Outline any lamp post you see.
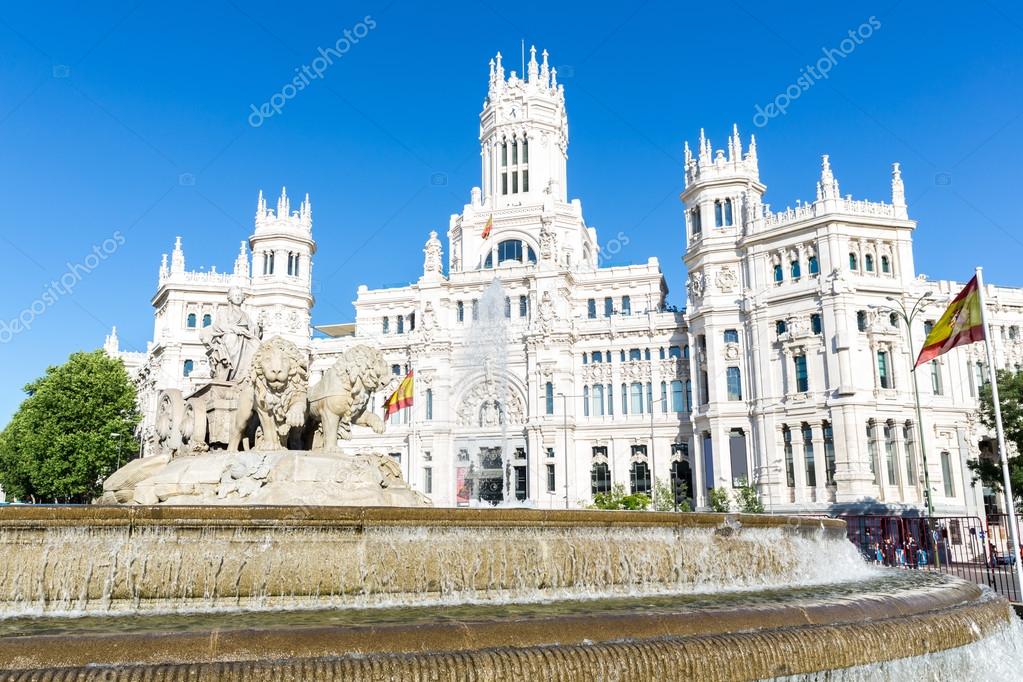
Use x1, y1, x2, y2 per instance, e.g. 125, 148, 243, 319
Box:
109, 432, 123, 471
557, 393, 570, 509
880, 293, 935, 516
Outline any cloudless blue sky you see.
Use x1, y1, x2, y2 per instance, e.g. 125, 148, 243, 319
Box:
1, 1, 1021, 423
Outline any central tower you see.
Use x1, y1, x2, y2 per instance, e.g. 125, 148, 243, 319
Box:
479, 46, 568, 209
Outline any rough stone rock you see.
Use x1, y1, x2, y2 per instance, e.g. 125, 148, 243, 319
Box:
96, 450, 430, 507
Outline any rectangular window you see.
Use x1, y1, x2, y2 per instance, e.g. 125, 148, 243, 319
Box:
425, 388, 433, 420
931, 362, 942, 395
501, 142, 507, 166
878, 351, 891, 389
519, 295, 528, 317
699, 371, 709, 406
583, 387, 590, 417
512, 172, 518, 194
501, 173, 508, 195
630, 382, 644, 414
546, 463, 556, 493
522, 138, 528, 162
660, 382, 668, 413
472, 300, 479, 321
811, 313, 822, 334
726, 367, 742, 401
940, 451, 955, 497
621, 383, 628, 414
587, 299, 596, 319
903, 423, 917, 485
545, 382, 554, 415
671, 380, 684, 412
685, 380, 692, 413
604, 297, 614, 317
382, 316, 389, 334
522, 170, 529, 192
456, 301, 464, 323
794, 355, 809, 393
867, 422, 880, 485
607, 384, 613, 416
646, 382, 653, 414
422, 467, 432, 494
802, 424, 816, 487
823, 421, 836, 485
629, 348, 642, 361
884, 422, 897, 485
515, 466, 527, 501
723, 329, 739, 343
783, 427, 794, 487
512, 140, 518, 164
622, 295, 631, 316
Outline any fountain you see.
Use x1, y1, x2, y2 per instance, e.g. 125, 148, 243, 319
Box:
1, 289, 1020, 679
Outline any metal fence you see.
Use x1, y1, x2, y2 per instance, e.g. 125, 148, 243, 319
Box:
842, 514, 1021, 603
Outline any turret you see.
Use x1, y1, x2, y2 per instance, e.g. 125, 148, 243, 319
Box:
891, 162, 907, 219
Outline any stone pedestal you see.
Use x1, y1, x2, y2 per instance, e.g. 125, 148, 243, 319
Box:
96, 451, 430, 507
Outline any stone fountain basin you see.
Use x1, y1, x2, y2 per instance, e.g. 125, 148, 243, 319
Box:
0, 573, 1013, 679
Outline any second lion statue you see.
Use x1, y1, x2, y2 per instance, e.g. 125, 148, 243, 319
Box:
307, 344, 390, 451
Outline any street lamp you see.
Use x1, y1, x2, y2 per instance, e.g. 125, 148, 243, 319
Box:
879, 292, 935, 517
109, 432, 123, 471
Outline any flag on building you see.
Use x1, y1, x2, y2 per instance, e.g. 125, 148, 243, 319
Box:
383, 370, 414, 417
482, 214, 493, 239
915, 275, 985, 366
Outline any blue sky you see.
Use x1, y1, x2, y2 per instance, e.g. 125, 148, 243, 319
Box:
1, 1, 1021, 423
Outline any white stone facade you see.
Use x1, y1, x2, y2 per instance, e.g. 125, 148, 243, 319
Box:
108, 47, 1022, 516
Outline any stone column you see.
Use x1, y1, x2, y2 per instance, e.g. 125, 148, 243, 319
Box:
811, 421, 827, 495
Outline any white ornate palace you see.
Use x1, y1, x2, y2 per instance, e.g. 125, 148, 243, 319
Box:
108, 47, 1023, 516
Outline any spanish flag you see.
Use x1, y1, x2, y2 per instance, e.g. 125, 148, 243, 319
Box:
915, 276, 985, 367
482, 214, 493, 240
384, 370, 414, 417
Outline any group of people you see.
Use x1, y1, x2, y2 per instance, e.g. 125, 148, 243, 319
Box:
862, 530, 932, 568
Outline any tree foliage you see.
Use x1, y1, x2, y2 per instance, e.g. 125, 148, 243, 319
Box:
967, 369, 1023, 513
0, 350, 140, 503
735, 477, 765, 514
590, 483, 651, 511
652, 477, 692, 512
708, 487, 731, 513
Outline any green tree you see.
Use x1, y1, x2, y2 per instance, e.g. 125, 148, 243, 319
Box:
709, 486, 731, 513
735, 477, 765, 513
652, 477, 692, 512
590, 483, 651, 511
0, 350, 140, 503
967, 368, 1023, 513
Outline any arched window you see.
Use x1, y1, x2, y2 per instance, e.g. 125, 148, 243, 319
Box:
790, 259, 801, 279
857, 310, 868, 332
811, 313, 822, 334
723, 198, 733, 226
630, 460, 651, 495
186, 313, 197, 328
671, 459, 693, 505
591, 461, 611, 496
484, 252, 493, 269
382, 316, 389, 334
671, 379, 684, 412
621, 295, 631, 316
545, 382, 554, 415
202, 313, 212, 327
849, 253, 858, 270
397, 316, 404, 334
714, 200, 723, 227
456, 301, 464, 323
527, 246, 537, 264
592, 351, 603, 363
865, 254, 875, 272
881, 255, 891, 274
783, 426, 795, 487
183, 359, 194, 377
773, 263, 783, 283
775, 320, 787, 336
498, 239, 523, 264
690, 207, 702, 234
808, 254, 819, 276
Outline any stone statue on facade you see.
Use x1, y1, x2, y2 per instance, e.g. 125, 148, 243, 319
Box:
423, 231, 443, 277
202, 287, 259, 382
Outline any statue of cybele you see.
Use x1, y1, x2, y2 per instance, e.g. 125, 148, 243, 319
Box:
202, 286, 259, 382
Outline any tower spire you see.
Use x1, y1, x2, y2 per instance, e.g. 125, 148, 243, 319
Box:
527, 44, 539, 82
540, 48, 550, 87
171, 236, 185, 274
891, 162, 907, 218
495, 51, 504, 82
817, 154, 840, 201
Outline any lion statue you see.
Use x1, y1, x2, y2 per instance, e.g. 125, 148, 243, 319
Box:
250, 336, 309, 450
307, 345, 390, 451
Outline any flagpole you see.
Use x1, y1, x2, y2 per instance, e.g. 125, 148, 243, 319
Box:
976, 266, 1023, 595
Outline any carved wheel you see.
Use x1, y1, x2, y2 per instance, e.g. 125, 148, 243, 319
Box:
155, 389, 185, 452
180, 397, 208, 451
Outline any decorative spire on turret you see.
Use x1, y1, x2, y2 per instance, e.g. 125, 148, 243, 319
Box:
495, 51, 505, 82
256, 189, 267, 219
728, 123, 742, 161
891, 162, 907, 218
539, 49, 550, 87
527, 44, 539, 83
683, 140, 692, 165
300, 192, 312, 224
103, 326, 119, 355
489, 57, 496, 87
233, 240, 249, 278
698, 128, 711, 165
747, 134, 758, 166
171, 236, 185, 274
276, 186, 290, 219
159, 253, 169, 281
816, 154, 840, 201
550, 66, 558, 89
